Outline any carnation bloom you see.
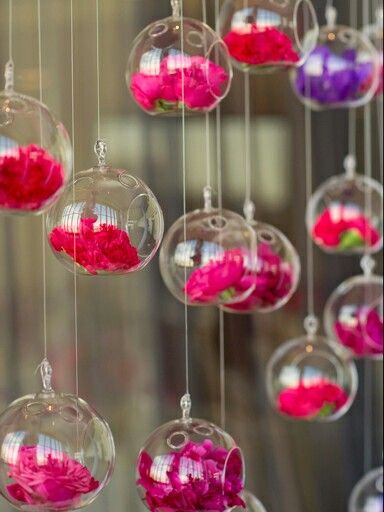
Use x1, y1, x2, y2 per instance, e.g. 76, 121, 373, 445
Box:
277, 379, 349, 419
130, 55, 228, 113
312, 203, 380, 251
334, 307, 383, 357
184, 248, 245, 303
137, 440, 245, 512
6, 445, 99, 507
0, 144, 64, 211
223, 25, 299, 67
49, 217, 140, 274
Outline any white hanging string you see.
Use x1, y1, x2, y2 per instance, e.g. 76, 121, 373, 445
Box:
8, 0, 13, 64
348, 0, 358, 158
202, 0, 212, 194
96, 0, 101, 140
243, 73, 253, 219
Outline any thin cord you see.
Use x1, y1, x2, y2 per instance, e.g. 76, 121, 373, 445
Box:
216, 104, 222, 211
244, 73, 252, 210
304, 107, 315, 318
348, 0, 358, 157
96, 0, 101, 140
8, 0, 13, 63
202, 0, 211, 190
378, 95, 383, 184
219, 310, 226, 429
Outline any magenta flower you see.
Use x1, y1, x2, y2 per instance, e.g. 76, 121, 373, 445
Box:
277, 379, 349, 419
6, 445, 99, 507
137, 440, 245, 512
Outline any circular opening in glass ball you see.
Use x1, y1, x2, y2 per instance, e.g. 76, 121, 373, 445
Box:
136, 418, 245, 512
222, 221, 301, 314
46, 166, 164, 276
219, 0, 318, 74
306, 173, 383, 255
232, 490, 267, 512
0, 392, 115, 511
291, 24, 380, 110
266, 335, 358, 422
159, 208, 257, 306
126, 17, 232, 116
324, 274, 383, 360
349, 467, 383, 512
0, 91, 72, 216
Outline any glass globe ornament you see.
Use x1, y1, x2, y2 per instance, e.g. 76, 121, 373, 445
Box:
126, 0, 232, 116
306, 156, 383, 255
266, 317, 358, 422
324, 259, 383, 360
233, 491, 267, 512
222, 219, 301, 314
46, 140, 164, 276
349, 467, 383, 512
0, 359, 115, 511
0, 61, 72, 215
219, 0, 319, 74
292, 6, 380, 110
136, 394, 245, 512
159, 189, 257, 306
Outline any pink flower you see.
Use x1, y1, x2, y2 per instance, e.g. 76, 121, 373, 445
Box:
49, 217, 140, 274
277, 379, 349, 419
6, 445, 99, 506
0, 144, 64, 211
224, 25, 299, 67
312, 203, 380, 250
185, 249, 245, 303
334, 307, 383, 357
137, 440, 245, 512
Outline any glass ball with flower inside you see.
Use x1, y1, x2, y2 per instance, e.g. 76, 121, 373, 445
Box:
266, 319, 358, 422
324, 264, 383, 360
136, 394, 246, 512
126, 0, 232, 116
0, 359, 115, 511
0, 62, 72, 215
222, 219, 301, 314
232, 491, 267, 512
292, 6, 380, 110
159, 195, 257, 306
306, 156, 383, 255
46, 140, 163, 275
349, 467, 383, 512
219, 0, 319, 74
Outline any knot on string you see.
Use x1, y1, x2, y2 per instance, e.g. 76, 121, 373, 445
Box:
360, 254, 376, 276
180, 393, 192, 421
4, 60, 14, 92
344, 154, 356, 178
304, 315, 319, 338
243, 199, 255, 223
325, 5, 338, 29
94, 139, 107, 166
203, 186, 213, 212
171, 0, 181, 18
36, 358, 54, 393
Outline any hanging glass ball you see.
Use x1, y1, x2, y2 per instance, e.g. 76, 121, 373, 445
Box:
126, 7, 232, 116
0, 364, 115, 511
349, 467, 383, 512
159, 207, 257, 306
46, 141, 163, 275
266, 333, 358, 422
219, 0, 319, 74
233, 491, 267, 512
222, 221, 300, 314
0, 89, 72, 215
136, 417, 245, 511
306, 170, 383, 255
292, 10, 380, 110
324, 273, 383, 360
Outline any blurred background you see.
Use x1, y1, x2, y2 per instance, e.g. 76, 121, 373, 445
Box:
0, 1, 383, 511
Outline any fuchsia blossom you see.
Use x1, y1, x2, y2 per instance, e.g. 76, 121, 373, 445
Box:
130, 55, 228, 113
277, 379, 349, 419
0, 144, 64, 211
334, 307, 383, 357
6, 445, 99, 506
137, 439, 245, 512
312, 203, 380, 251
49, 217, 140, 274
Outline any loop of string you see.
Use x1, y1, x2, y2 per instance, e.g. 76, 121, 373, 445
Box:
96, 0, 101, 140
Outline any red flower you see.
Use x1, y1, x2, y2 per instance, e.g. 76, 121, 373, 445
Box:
277, 379, 349, 419
0, 144, 64, 211
224, 25, 299, 67
6, 445, 99, 507
49, 217, 140, 274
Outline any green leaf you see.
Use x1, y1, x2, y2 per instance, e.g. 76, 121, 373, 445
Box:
339, 229, 365, 250
155, 99, 178, 112
220, 287, 236, 301
317, 402, 336, 418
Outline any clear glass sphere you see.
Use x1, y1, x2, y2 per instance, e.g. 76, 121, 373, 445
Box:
324, 274, 383, 360
222, 221, 300, 314
219, 0, 319, 74
292, 22, 380, 110
0, 392, 115, 511
136, 417, 245, 512
0, 90, 72, 215
159, 208, 257, 306
126, 15, 232, 115
266, 334, 358, 422
233, 491, 267, 512
46, 163, 164, 275
306, 173, 383, 255
349, 467, 383, 512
